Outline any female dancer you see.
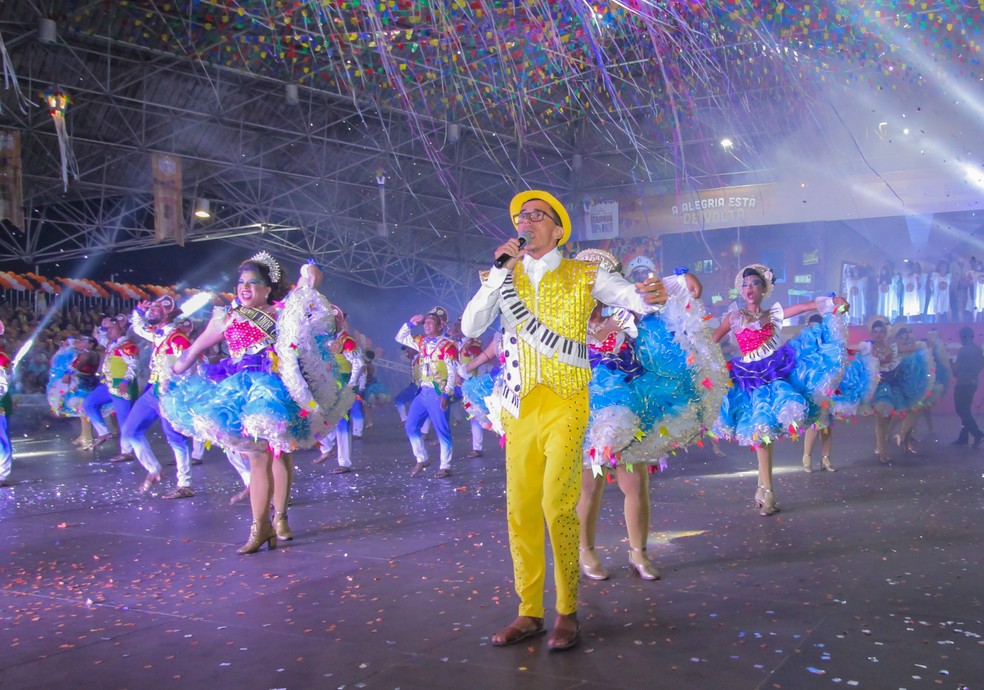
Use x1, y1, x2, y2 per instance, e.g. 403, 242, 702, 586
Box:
713, 265, 848, 516
166, 253, 351, 553
457, 333, 502, 434
802, 314, 880, 472
927, 261, 952, 322
876, 261, 901, 324
919, 329, 952, 440
47, 336, 100, 444
902, 262, 924, 322
868, 320, 934, 460
574, 249, 724, 581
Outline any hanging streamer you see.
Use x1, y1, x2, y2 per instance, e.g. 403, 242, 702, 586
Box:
0, 33, 31, 113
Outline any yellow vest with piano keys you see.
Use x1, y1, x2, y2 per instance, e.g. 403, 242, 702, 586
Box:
511, 259, 597, 400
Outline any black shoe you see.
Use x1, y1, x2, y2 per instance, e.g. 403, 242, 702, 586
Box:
973, 436, 984, 449
951, 439, 969, 446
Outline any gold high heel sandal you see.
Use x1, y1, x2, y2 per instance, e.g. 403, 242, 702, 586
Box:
274, 512, 293, 541
754, 485, 779, 509
820, 456, 836, 472
237, 520, 277, 554
578, 547, 610, 581
802, 455, 813, 473
758, 488, 779, 517
628, 547, 661, 581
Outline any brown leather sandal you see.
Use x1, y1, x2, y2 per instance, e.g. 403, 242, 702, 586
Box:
139, 472, 162, 494
547, 615, 581, 652
491, 616, 545, 647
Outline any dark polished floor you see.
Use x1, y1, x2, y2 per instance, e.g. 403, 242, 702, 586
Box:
1, 400, 981, 690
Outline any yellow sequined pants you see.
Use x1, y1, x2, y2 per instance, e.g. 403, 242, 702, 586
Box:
501, 384, 589, 618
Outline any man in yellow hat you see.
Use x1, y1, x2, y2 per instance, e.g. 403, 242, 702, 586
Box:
461, 190, 700, 651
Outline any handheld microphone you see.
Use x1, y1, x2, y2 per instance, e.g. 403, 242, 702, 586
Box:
494, 231, 533, 269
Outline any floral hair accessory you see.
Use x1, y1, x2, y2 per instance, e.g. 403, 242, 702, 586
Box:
734, 263, 775, 297
250, 250, 282, 284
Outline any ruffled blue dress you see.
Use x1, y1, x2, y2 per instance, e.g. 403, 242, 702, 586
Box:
160, 287, 352, 455
714, 302, 848, 446
585, 293, 729, 470
870, 341, 935, 416
826, 343, 879, 421
46, 341, 98, 417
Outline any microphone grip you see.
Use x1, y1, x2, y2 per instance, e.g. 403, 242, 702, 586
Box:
493, 232, 531, 269
493, 251, 514, 269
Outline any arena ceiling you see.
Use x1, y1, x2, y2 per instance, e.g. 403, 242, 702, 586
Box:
0, 1, 980, 301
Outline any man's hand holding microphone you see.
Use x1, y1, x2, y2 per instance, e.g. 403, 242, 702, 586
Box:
492, 231, 533, 270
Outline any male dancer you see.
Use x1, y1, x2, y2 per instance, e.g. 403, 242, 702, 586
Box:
460, 190, 680, 651
395, 306, 459, 478
83, 315, 141, 462
123, 296, 194, 497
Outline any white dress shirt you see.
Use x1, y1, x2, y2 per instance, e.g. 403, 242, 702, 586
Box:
460, 247, 686, 338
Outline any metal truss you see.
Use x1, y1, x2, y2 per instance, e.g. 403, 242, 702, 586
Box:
0, 0, 842, 304
0, 4, 592, 302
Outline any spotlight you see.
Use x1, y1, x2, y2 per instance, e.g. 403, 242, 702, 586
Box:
193, 198, 211, 219
720, 138, 734, 150
38, 18, 57, 44
285, 83, 299, 106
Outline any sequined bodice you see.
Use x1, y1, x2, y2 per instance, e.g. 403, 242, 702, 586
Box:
735, 322, 776, 355
588, 329, 628, 355
225, 310, 275, 359
727, 303, 784, 362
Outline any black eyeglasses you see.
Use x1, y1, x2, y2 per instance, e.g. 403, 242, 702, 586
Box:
512, 210, 561, 226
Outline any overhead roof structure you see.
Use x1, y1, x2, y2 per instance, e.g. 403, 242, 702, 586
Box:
0, 1, 981, 301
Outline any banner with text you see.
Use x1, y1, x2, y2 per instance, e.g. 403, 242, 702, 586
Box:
585, 200, 619, 240
0, 130, 24, 230
152, 152, 184, 246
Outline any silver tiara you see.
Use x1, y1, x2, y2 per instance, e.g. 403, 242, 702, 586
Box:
250, 250, 282, 283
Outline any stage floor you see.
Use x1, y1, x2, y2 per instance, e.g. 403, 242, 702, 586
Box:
1, 403, 982, 690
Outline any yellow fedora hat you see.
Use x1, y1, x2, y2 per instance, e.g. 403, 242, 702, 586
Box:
509, 190, 572, 246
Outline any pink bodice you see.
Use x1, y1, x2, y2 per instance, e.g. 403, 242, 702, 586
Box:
735, 322, 776, 356
727, 302, 784, 362
588, 329, 628, 355
225, 313, 274, 359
